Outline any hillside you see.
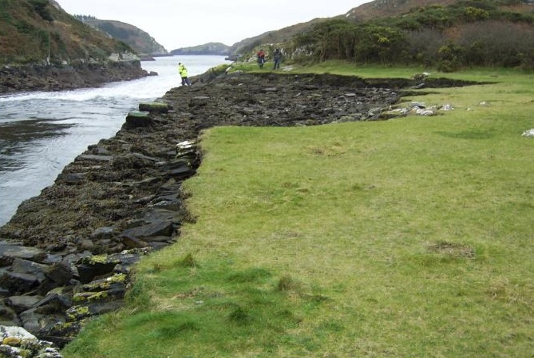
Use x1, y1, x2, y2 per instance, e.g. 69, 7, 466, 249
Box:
344, 0, 534, 21
224, 0, 453, 56
227, 18, 327, 56
0, 0, 148, 93
343, 0, 458, 21
0, 0, 137, 65
170, 42, 230, 56
229, 0, 534, 65
227, 0, 534, 70
75, 16, 168, 57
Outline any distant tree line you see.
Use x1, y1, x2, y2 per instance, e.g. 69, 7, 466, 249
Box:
73, 15, 98, 21
289, 0, 534, 70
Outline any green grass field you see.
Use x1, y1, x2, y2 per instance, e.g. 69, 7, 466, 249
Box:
62, 64, 534, 357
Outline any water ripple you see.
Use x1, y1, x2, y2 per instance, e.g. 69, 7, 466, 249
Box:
0, 55, 228, 226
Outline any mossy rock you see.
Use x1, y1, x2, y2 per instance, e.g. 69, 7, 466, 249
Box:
73, 290, 109, 303
79, 254, 120, 266
139, 102, 173, 113
45, 321, 83, 339
67, 305, 91, 321
67, 301, 124, 321
126, 110, 149, 118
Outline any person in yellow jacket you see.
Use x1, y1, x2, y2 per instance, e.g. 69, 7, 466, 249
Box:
178, 62, 191, 87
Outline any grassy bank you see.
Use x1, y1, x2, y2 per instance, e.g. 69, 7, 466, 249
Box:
62, 65, 534, 357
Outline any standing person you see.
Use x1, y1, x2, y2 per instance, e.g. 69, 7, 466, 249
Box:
257, 49, 265, 68
273, 49, 282, 70
178, 62, 191, 87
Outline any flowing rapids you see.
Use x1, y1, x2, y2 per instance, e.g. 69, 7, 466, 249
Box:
0, 55, 227, 226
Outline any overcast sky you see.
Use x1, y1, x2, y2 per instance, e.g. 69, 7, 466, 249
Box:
58, 0, 370, 51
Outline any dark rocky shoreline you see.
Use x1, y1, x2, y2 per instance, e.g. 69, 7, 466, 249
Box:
0, 60, 151, 94
0, 71, 476, 353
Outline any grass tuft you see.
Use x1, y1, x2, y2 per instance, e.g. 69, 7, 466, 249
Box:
177, 253, 197, 268
150, 321, 200, 339
226, 267, 271, 283
227, 305, 251, 325
276, 275, 302, 293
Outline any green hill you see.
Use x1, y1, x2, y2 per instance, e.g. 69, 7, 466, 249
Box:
0, 0, 149, 93
232, 0, 534, 70
0, 0, 136, 65
170, 42, 230, 56
76, 16, 168, 57
343, 0, 534, 21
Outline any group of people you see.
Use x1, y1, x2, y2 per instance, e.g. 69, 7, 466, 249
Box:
177, 48, 284, 87
257, 48, 283, 70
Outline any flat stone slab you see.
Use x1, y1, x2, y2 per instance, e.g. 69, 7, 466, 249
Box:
0, 242, 47, 267
76, 155, 113, 162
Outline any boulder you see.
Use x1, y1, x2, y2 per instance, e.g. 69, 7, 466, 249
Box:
139, 102, 173, 113
10, 259, 48, 283
75, 256, 120, 284
111, 153, 157, 170
124, 111, 152, 128
33, 292, 72, 312
90, 227, 115, 240
121, 235, 149, 249
45, 262, 74, 286
120, 220, 174, 240
19, 308, 67, 337
0, 242, 47, 267
161, 159, 193, 178
0, 301, 21, 326
7, 296, 42, 316
0, 272, 40, 295
0, 325, 62, 357
66, 300, 123, 321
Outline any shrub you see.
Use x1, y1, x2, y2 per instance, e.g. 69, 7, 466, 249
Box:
28, 0, 53, 21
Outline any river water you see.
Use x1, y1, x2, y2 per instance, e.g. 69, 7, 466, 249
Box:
0, 55, 228, 226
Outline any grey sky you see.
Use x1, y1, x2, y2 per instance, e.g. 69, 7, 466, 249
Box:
58, 0, 370, 51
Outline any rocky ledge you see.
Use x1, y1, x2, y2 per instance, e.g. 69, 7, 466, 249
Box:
0, 60, 150, 94
0, 71, 478, 353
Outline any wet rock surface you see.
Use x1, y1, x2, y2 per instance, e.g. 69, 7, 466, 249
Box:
0, 72, 479, 351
